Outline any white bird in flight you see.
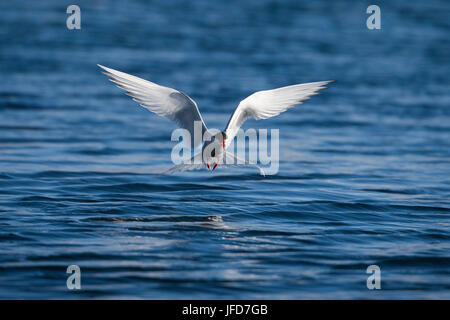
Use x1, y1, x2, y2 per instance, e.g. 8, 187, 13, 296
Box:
98, 64, 333, 175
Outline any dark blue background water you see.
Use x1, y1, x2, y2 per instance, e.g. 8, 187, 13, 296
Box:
0, 0, 449, 299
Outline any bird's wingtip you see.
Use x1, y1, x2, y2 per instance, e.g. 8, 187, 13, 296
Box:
321, 80, 336, 89
97, 64, 108, 71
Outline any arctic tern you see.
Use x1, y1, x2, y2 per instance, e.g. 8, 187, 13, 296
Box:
98, 64, 333, 175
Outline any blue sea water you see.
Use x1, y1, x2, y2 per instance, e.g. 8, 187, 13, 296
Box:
0, 0, 449, 299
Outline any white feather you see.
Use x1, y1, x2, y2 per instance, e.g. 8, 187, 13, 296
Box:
224, 80, 334, 148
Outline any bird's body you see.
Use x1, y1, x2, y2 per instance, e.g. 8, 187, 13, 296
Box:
98, 64, 333, 175
201, 131, 227, 170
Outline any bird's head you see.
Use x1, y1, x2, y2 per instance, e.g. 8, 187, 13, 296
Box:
205, 132, 227, 171
214, 131, 227, 149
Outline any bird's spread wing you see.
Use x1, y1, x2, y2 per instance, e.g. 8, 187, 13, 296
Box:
224, 80, 334, 148
163, 152, 266, 175
98, 64, 208, 149
224, 152, 266, 176
161, 152, 205, 174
